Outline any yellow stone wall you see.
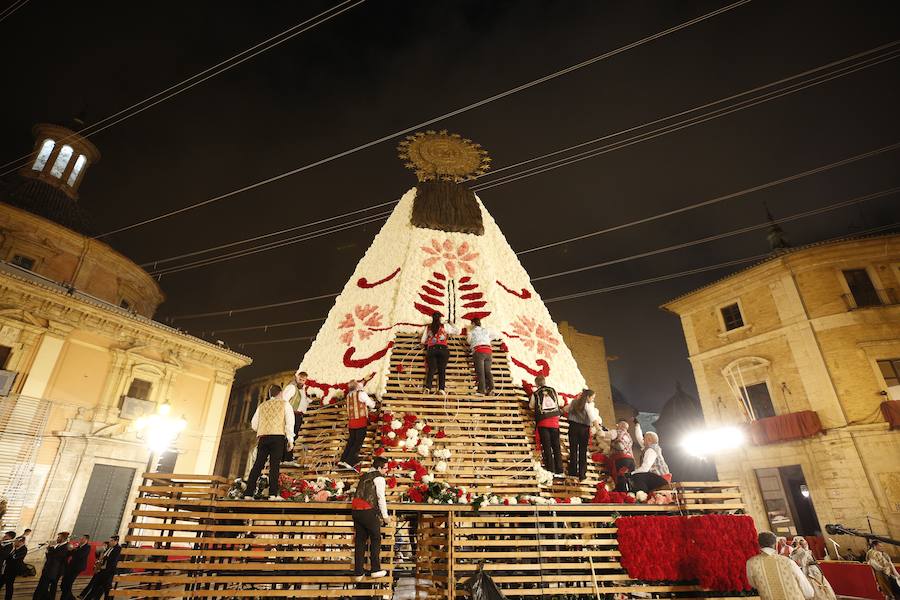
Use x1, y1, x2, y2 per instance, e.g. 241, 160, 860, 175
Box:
663, 234, 900, 557
0, 204, 165, 317
557, 321, 615, 426
0, 266, 249, 541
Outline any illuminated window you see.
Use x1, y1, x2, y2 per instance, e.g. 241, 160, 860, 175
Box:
32, 139, 55, 171
66, 155, 87, 186
49, 145, 74, 178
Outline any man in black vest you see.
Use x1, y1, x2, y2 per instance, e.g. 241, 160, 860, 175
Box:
33, 531, 70, 600
79, 535, 121, 600
351, 456, 390, 580
60, 534, 91, 600
0, 536, 26, 600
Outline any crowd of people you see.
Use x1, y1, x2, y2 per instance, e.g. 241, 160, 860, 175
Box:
0, 529, 120, 600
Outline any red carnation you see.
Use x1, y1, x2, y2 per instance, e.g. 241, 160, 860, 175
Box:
381, 413, 393, 423
456, 489, 465, 498
403, 413, 417, 424
387, 477, 397, 489
422, 425, 432, 434
591, 452, 607, 463
280, 490, 292, 499
388, 460, 399, 470
408, 488, 424, 503
517, 497, 529, 504
436, 430, 447, 439
374, 447, 385, 456
503, 498, 510, 505
381, 424, 392, 433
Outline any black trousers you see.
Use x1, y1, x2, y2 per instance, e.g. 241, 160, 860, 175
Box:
81, 569, 114, 600
32, 571, 61, 600
538, 426, 563, 474
567, 422, 590, 479
352, 509, 382, 575
60, 570, 79, 600
628, 472, 668, 494
245, 435, 285, 497
424, 345, 450, 390
0, 574, 17, 600
285, 412, 304, 458
614, 457, 636, 491
340, 427, 367, 466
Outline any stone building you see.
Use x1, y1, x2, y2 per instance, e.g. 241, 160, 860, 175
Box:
557, 321, 615, 425
0, 122, 250, 543
662, 233, 900, 556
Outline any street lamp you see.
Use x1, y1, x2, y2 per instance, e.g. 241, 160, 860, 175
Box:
134, 402, 188, 473
680, 426, 746, 459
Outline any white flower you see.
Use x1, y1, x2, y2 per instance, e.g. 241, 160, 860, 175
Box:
489, 496, 500, 505
387, 431, 396, 439
409, 471, 417, 479
570, 497, 582, 504
391, 420, 403, 430
404, 439, 417, 450
417, 445, 431, 458
435, 461, 448, 472
548, 497, 557, 504
415, 422, 425, 431
336, 481, 345, 492
635, 491, 648, 502
422, 474, 435, 484
557, 398, 565, 407
406, 428, 419, 439
421, 437, 434, 447
427, 497, 435, 503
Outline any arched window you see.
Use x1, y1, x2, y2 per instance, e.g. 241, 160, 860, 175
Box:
722, 357, 775, 421
49, 144, 74, 178
66, 154, 87, 186
32, 139, 55, 171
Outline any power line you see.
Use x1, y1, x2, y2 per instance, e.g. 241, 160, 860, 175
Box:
531, 187, 900, 282
0, 0, 28, 23
472, 41, 900, 184
142, 43, 900, 275
516, 141, 900, 255
174, 292, 340, 321
0, 0, 365, 176
240, 335, 317, 347
95, 0, 752, 239
214, 186, 900, 338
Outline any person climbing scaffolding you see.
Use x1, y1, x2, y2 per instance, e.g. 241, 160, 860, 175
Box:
421, 311, 460, 395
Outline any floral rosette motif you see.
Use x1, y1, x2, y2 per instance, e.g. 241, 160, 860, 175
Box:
338, 304, 384, 345
421, 238, 479, 278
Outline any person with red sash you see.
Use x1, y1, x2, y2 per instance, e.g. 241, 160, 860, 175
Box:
529, 375, 564, 478
467, 317, 501, 395
421, 311, 460, 395
338, 380, 376, 471
352, 456, 390, 580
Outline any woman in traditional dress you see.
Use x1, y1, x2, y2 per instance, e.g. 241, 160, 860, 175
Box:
790, 537, 837, 600
867, 540, 900, 600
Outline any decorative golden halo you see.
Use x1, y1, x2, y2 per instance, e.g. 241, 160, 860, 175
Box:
397, 130, 491, 183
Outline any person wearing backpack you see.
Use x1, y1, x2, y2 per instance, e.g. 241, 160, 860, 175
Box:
529, 376, 564, 478
421, 311, 460, 395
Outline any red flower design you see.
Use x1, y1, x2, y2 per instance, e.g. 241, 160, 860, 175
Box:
421, 239, 479, 278
435, 429, 447, 439
374, 447, 385, 456
386, 477, 397, 489
511, 315, 560, 357
338, 304, 384, 345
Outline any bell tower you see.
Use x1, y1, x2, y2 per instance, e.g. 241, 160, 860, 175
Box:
19, 119, 100, 200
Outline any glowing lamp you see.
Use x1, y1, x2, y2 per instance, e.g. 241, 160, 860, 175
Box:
135, 403, 188, 455
680, 426, 746, 458
800, 484, 810, 498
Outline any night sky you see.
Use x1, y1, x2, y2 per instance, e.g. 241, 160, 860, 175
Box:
2, 1, 899, 412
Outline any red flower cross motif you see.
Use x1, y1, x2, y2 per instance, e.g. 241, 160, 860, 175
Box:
338, 304, 384, 345
510, 315, 560, 357
421, 239, 479, 278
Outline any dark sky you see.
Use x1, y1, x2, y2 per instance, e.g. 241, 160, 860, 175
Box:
2, 1, 899, 411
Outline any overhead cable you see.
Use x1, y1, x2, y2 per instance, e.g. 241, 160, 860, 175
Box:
95, 0, 752, 239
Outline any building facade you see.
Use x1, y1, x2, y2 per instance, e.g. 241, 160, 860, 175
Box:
0, 122, 250, 544
663, 234, 900, 556
557, 321, 615, 425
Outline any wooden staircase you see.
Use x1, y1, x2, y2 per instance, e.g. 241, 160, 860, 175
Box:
284, 332, 605, 499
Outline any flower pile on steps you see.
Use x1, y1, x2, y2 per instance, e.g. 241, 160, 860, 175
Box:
377, 412, 442, 457
591, 482, 676, 505
279, 475, 348, 502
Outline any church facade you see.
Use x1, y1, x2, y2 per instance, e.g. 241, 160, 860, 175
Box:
0, 122, 250, 543
663, 234, 900, 556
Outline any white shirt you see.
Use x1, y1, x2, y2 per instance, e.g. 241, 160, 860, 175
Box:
421, 322, 460, 344
747, 547, 815, 599
467, 325, 501, 349
372, 474, 389, 520
632, 423, 654, 473
251, 397, 296, 445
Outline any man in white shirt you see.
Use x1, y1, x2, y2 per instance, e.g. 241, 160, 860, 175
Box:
746, 531, 814, 599
628, 423, 671, 493
282, 371, 311, 468
244, 384, 296, 499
